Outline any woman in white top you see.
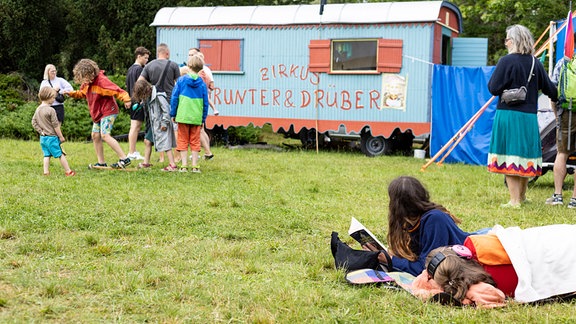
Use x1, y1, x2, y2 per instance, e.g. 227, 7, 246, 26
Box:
40, 64, 73, 124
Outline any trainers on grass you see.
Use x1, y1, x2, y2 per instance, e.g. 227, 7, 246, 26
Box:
112, 158, 131, 169
545, 194, 563, 205
127, 152, 145, 160
568, 198, 576, 209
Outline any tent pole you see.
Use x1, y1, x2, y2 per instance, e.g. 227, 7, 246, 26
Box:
421, 96, 495, 171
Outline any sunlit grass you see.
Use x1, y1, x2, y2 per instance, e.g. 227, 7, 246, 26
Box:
0, 138, 574, 322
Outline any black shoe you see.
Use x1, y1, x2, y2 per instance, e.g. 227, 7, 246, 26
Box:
112, 158, 131, 169
204, 154, 214, 160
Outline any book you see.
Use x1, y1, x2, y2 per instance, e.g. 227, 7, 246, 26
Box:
348, 217, 388, 252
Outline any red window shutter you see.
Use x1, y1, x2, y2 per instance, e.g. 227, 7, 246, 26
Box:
378, 39, 403, 73
199, 40, 222, 71
220, 40, 242, 71
309, 40, 330, 73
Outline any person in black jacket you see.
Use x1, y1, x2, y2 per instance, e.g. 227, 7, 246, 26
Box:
487, 24, 558, 208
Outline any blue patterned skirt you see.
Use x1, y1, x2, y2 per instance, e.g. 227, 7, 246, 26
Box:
487, 109, 542, 177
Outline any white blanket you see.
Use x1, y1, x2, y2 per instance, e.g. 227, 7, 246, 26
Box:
492, 224, 576, 303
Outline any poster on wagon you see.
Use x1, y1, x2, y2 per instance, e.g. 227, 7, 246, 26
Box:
381, 74, 407, 111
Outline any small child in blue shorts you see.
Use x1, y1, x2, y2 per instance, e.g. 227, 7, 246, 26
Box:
32, 87, 76, 176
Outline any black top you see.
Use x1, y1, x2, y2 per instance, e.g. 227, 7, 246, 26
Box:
126, 63, 144, 97
488, 53, 558, 114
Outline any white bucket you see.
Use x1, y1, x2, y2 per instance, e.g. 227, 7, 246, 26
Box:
414, 149, 426, 159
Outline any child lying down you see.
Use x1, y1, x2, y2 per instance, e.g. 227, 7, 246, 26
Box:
409, 224, 576, 308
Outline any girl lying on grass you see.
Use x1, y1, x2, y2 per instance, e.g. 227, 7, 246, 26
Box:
410, 224, 576, 308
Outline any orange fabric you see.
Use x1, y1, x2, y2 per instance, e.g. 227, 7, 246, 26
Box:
466, 235, 511, 265
176, 123, 201, 151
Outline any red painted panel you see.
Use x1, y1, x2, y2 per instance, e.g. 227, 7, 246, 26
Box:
433, 25, 442, 64
206, 116, 430, 138
220, 40, 242, 71
199, 40, 222, 70
439, 7, 460, 32
377, 39, 403, 73
308, 40, 330, 72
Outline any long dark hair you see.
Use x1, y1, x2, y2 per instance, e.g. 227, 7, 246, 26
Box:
386, 176, 461, 260
426, 246, 496, 301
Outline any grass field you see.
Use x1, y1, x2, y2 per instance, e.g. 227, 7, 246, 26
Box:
1, 138, 575, 322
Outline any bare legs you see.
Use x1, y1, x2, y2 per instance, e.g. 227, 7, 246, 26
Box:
128, 119, 142, 156
200, 128, 212, 157
43, 155, 72, 174
92, 131, 128, 163
505, 175, 527, 206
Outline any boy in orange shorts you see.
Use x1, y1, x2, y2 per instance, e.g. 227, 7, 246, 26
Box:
170, 55, 209, 173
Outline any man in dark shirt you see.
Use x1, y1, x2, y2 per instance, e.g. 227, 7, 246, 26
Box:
126, 46, 150, 161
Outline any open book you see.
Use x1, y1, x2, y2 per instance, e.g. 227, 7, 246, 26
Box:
348, 217, 388, 251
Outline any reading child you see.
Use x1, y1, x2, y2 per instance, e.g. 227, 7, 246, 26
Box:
67, 59, 132, 169
31, 87, 75, 176
365, 176, 471, 276
170, 55, 209, 173
132, 79, 178, 171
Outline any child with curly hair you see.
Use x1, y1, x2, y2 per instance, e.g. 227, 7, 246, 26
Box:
67, 59, 132, 169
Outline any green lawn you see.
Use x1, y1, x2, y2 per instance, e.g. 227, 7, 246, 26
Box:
0, 138, 575, 322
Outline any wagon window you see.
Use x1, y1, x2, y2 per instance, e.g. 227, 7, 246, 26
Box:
198, 39, 244, 73
332, 39, 377, 72
309, 38, 403, 74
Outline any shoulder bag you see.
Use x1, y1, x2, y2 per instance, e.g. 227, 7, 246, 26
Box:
48, 79, 66, 103
500, 56, 535, 106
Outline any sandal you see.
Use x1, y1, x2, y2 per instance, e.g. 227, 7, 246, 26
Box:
162, 164, 178, 172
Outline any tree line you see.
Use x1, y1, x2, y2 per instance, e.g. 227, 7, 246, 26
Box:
0, 0, 570, 83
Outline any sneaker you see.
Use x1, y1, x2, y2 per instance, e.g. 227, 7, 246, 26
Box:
179, 167, 188, 173
65, 170, 76, 177
111, 158, 131, 169
192, 167, 201, 173
138, 163, 153, 169
204, 154, 214, 160
568, 198, 576, 209
162, 164, 178, 172
127, 152, 145, 160
90, 162, 108, 168
545, 194, 563, 205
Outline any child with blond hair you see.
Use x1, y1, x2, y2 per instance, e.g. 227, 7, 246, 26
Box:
31, 87, 75, 176
170, 55, 209, 173
66, 59, 132, 169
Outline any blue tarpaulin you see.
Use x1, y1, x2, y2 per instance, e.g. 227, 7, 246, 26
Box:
431, 65, 496, 165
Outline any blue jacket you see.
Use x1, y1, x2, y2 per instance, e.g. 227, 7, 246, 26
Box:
170, 73, 208, 125
391, 209, 470, 276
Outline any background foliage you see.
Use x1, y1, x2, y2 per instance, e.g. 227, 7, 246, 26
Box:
0, 0, 571, 141
0, 0, 570, 81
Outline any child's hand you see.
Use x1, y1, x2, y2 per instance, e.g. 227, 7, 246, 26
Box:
124, 100, 132, 109
213, 110, 219, 116
59, 136, 66, 143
